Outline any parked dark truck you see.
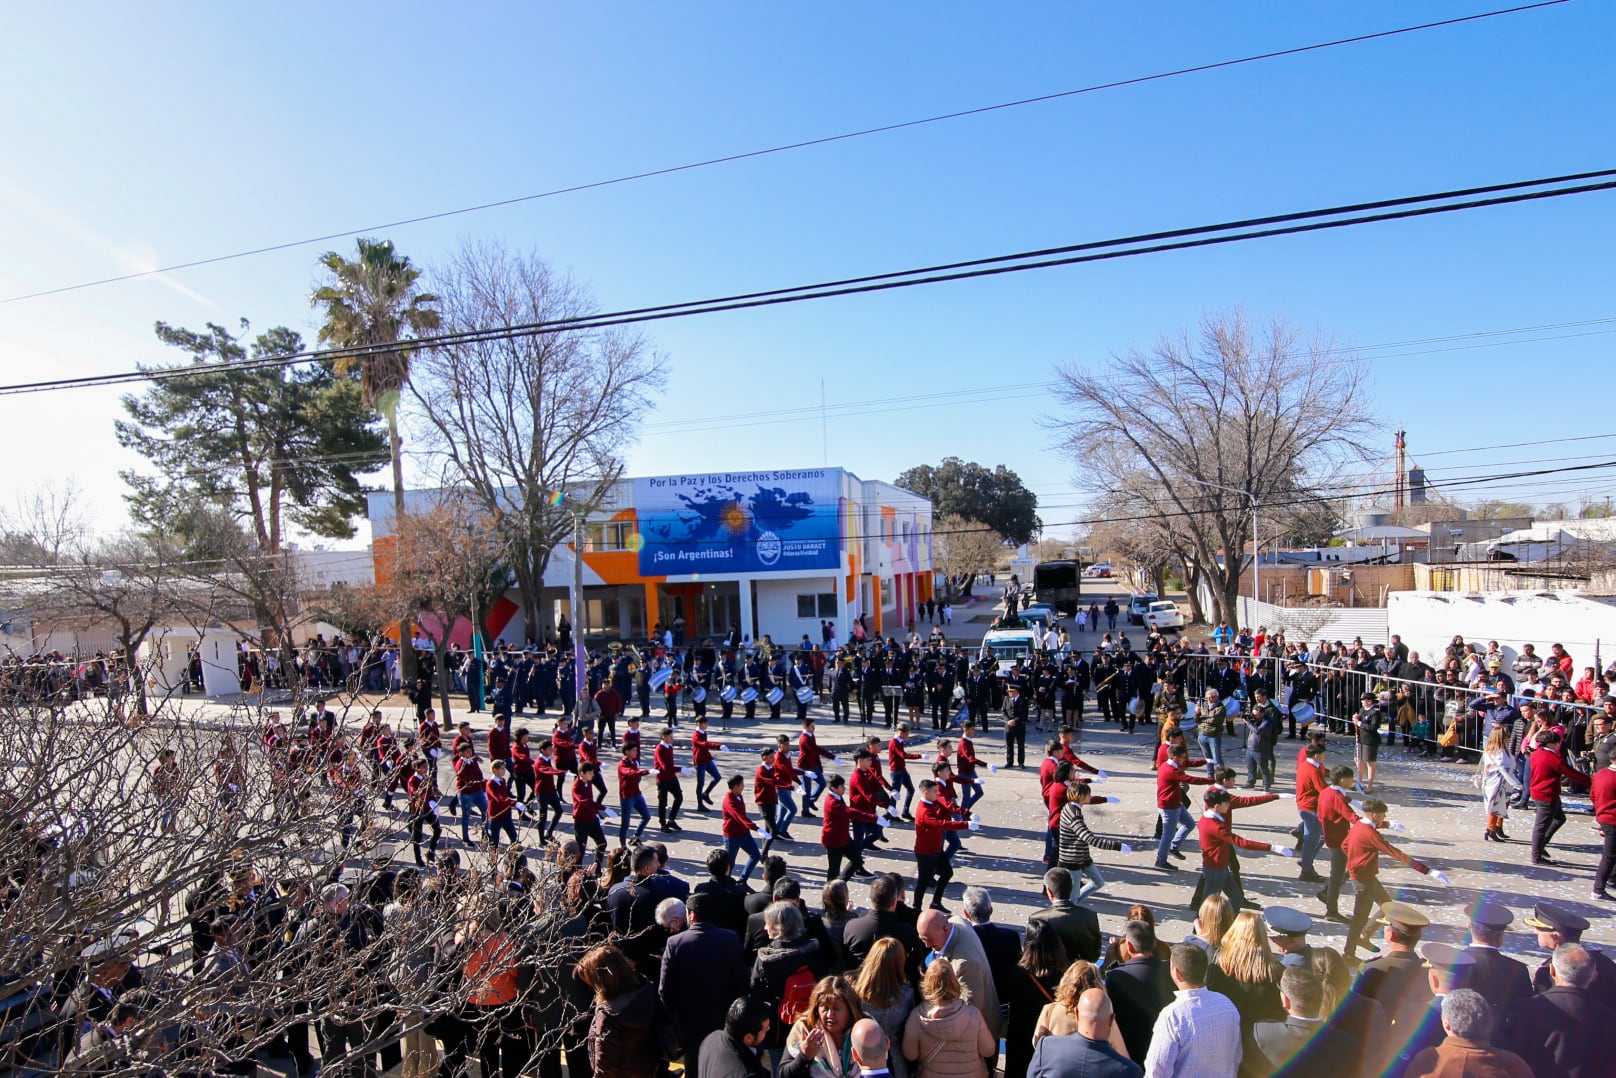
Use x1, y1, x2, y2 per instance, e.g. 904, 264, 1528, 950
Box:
1032, 560, 1081, 614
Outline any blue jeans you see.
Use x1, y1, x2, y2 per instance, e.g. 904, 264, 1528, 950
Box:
696, 760, 722, 804
1197, 734, 1224, 778
852, 820, 879, 854
1203, 865, 1247, 908
1299, 810, 1324, 874
1157, 806, 1194, 865
801, 771, 825, 811
619, 794, 650, 843
727, 832, 762, 881
455, 791, 488, 845
1073, 863, 1106, 903
891, 770, 916, 815
776, 789, 799, 836
961, 778, 983, 813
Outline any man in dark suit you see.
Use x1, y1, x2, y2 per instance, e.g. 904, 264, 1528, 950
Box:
1353, 901, 1433, 1029
1462, 901, 1531, 1017
742, 856, 788, 919
692, 848, 750, 937
1025, 867, 1100, 963
1028, 987, 1140, 1078
661, 894, 745, 1078
1390, 943, 1477, 1078
841, 874, 925, 986
1523, 902, 1616, 1012
962, 885, 1021, 1015
1497, 942, 1614, 1078
698, 998, 773, 1078
1254, 967, 1359, 1078
1104, 920, 1170, 1063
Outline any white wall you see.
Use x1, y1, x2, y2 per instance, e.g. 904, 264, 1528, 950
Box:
1387, 591, 1616, 673
1234, 597, 1391, 646
754, 576, 840, 647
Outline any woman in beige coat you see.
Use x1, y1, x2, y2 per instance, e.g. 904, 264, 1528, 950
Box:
901, 960, 996, 1078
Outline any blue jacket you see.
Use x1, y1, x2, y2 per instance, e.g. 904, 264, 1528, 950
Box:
1028, 1034, 1141, 1078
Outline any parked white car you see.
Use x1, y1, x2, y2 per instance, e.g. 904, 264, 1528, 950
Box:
980, 628, 1039, 676
1143, 600, 1185, 631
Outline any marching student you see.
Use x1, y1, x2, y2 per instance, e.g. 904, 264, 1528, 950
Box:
1197, 787, 1291, 910
1156, 743, 1213, 872
1343, 798, 1441, 960
822, 773, 877, 881
797, 717, 836, 817
488, 713, 512, 768
914, 778, 974, 912
1294, 739, 1329, 884
1056, 780, 1132, 902
621, 715, 643, 759
653, 726, 685, 833
888, 723, 923, 819
451, 741, 488, 847
722, 774, 765, 883
531, 739, 566, 843
552, 714, 578, 776
1058, 726, 1104, 777
616, 744, 653, 846
931, 758, 968, 858
772, 736, 801, 838
578, 725, 607, 801
957, 720, 985, 813
1316, 765, 1361, 923
1526, 728, 1589, 865
405, 757, 441, 866
485, 760, 520, 851
571, 762, 609, 868
691, 716, 722, 810
849, 750, 893, 857
753, 748, 787, 850
510, 729, 537, 804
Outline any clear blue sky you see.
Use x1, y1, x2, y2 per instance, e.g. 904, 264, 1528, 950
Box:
2, 1, 1612, 542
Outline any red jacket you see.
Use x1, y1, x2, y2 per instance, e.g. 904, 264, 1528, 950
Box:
773, 751, 801, 787
1060, 744, 1098, 774
821, 792, 874, 848
406, 771, 438, 816
723, 791, 756, 837
617, 758, 649, 799
957, 736, 981, 777
850, 767, 891, 816
1318, 785, 1360, 849
577, 737, 600, 767
692, 729, 714, 767
621, 728, 641, 757
1155, 742, 1206, 769
754, 764, 784, 807
1198, 810, 1269, 870
797, 731, 832, 773
653, 741, 679, 783
890, 737, 922, 773
1209, 784, 1279, 812
454, 755, 485, 794
1344, 818, 1425, 880
418, 720, 441, 752
1039, 756, 1060, 790
531, 753, 564, 797
1045, 782, 1068, 828
1592, 766, 1616, 826
571, 776, 603, 823
913, 797, 969, 855
1157, 760, 1211, 810
552, 728, 577, 770
486, 777, 516, 820
489, 726, 511, 761
511, 743, 536, 783
1529, 747, 1589, 802
1295, 756, 1327, 813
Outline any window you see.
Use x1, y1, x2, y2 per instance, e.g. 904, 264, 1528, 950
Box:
796, 593, 839, 618
584, 521, 633, 551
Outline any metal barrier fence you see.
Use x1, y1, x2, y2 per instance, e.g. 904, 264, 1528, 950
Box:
1169, 651, 1600, 758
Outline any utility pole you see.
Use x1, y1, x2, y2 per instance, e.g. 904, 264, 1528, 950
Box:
570, 503, 588, 716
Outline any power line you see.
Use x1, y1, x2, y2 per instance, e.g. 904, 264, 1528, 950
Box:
0, 1, 1573, 307
3, 166, 1614, 399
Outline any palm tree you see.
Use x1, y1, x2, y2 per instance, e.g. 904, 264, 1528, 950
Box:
312, 237, 440, 685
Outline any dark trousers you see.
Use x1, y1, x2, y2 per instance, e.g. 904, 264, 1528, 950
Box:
1005, 722, 1026, 767
1201, 864, 1246, 909
827, 843, 864, 880
859, 694, 875, 722
658, 778, 684, 824
1598, 822, 1616, 893
882, 697, 899, 727
891, 770, 915, 815
1245, 744, 1276, 788
410, 813, 441, 865
1531, 798, 1566, 861
476, 1006, 532, 1078
575, 816, 608, 861
916, 851, 954, 908
1345, 874, 1391, 954
1324, 846, 1349, 913
833, 694, 851, 722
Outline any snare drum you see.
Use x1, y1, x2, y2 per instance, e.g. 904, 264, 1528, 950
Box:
691, 686, 707, 704
720, 686, 737, 703
1225, 697, 1242, 718
740, 687, 758, 704
1290, 701, 1316, 726
766, 687, 784, 706
795, 686, 815, 705
649, 667, 672, 691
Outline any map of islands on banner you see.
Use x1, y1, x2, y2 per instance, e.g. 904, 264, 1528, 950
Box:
632, 469, 844, 576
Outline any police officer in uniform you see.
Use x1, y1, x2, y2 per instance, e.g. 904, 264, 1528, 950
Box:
1265, 907, 1314, 969
1390, 942, 1477, 1072
831, 657, 854, 724
1461, 900, 1531, 1016
1355, 901, 1434, 1025
743, 655, 763, 720
1524, 902, 1616, 1011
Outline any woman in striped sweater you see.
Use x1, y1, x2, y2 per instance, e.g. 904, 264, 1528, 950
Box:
1056, 781, 1134, 902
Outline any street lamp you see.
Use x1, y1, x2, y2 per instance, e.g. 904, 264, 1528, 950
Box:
1185, 478, 1261, 617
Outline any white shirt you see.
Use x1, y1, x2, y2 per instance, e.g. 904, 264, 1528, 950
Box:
1143, 986, 1242, 1078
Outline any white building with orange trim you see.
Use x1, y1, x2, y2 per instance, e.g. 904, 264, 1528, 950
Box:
367, 467, 933, 646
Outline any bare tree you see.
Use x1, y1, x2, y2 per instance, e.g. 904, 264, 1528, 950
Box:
932, 514, 1005, 599
376, 497, 513, 725
1051, 310, 1377, 626
410, 243, 668, 643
